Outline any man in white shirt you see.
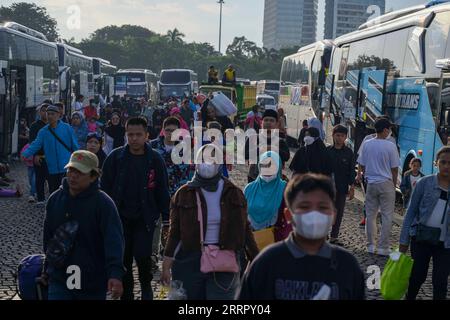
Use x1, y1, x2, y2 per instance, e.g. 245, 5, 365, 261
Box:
357, 118, 400, 256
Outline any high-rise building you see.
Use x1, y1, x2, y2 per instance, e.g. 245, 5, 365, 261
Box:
263, 0, 319, 50
324, 0, 386, 39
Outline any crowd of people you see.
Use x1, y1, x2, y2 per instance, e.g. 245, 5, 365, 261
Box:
4, 86, 449, 301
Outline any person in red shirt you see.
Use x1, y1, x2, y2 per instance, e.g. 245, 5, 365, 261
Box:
84, 99, 99, 120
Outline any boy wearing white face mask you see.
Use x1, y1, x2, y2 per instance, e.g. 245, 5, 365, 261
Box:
237, 174, 365, 300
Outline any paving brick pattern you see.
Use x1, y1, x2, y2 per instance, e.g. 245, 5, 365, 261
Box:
0, 162, 447, 300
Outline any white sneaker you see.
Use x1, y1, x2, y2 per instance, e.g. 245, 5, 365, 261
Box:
28, 195, 36, 203
367, 245, 376, 254
377, 248, 391, 256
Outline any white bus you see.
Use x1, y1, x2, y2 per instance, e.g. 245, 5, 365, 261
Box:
257, 80, 280, 103
93, 57, 117, 103
159, 69, 198, 101
0, 22, 59, 156
56, 43, 95, 112
115, 69, 159, 102
279, 40, 334, 142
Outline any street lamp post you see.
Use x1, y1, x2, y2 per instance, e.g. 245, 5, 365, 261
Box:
218, 0, 225, 53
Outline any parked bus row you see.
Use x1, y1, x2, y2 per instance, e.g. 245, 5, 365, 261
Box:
279, 0, 450, 179
0, 22, 117, 157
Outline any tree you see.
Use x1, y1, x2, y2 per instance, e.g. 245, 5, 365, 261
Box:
0, 2, 59, 41
165, 28, 185, 44
90, 25, 155, 42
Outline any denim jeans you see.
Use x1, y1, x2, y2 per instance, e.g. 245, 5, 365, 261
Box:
48, 282, 106, 300
27, 166, 36, 196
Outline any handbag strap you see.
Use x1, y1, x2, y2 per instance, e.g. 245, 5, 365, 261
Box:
196, 191, 204, 247
48, 127, 73, 153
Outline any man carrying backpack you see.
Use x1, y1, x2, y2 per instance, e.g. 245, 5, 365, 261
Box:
101, 117, 171, 300
43, 150, 125, 300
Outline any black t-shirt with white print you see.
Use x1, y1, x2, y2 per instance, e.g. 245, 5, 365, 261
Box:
237, 234, 366, 300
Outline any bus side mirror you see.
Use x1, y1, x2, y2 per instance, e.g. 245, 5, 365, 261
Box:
408, 27, 426, 74
0, 75, 5, 95
60, 70, 68, 91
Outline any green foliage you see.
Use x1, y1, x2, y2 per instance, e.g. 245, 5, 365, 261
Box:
0, 2, 59, 41
74, 28, 299, 81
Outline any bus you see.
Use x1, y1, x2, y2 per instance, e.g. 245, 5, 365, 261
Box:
0, 22, 59, 157
256, 80, 280, 103
326, 0, 450, 176
159, 69, 198, 101
93, 57, 117, 103
115, 69, 159, 102
56, 43, 94, 113
279, 40, 334, 143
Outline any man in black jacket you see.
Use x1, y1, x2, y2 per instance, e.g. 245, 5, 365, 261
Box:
245, 109, 290, 183
44, 150, 125, 300
29, 103, 49, 204
327, 125, 355, 246
101, 117, 170, 300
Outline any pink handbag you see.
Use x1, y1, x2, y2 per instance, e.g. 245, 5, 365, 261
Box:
196, 192, 239, 274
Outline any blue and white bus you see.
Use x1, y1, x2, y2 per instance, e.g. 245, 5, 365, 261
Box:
326, 0, 450, 176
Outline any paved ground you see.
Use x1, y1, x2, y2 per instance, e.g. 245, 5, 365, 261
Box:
0, 161, 446, 300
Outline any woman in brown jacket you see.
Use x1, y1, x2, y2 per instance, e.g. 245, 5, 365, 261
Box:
161, 144, 259, 300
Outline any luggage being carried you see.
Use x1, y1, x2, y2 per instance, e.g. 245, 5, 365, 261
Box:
210, 92, 237, 116
16, 254, 48, 300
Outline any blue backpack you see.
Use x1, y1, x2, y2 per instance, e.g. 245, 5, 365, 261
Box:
17, 254, 48, 300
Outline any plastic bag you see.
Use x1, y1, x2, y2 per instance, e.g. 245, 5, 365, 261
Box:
165, 280, 187, 300
380, 251, 414, 300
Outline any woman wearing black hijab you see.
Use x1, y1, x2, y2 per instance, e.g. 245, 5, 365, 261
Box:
289, 127, 333, 177
86, 132, 107, 168
103, 112, 126, 155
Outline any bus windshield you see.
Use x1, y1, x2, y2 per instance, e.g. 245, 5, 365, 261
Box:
265, 83, 280, 91
127, 84, 146, 97
258, 97, 275, 106
161, 85, 190, 98
161, 71, 190, 84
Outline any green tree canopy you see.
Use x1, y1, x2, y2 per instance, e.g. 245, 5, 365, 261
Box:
0, 2, 59, 41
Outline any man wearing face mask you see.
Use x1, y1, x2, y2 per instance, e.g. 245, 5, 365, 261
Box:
357, 118, 400, 256
289, 127, 333, 177
245, 109, 290, 183
237, 174, 365, 300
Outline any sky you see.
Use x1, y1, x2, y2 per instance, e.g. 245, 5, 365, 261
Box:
2, 0, 431, 51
